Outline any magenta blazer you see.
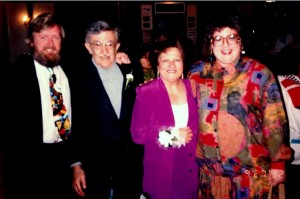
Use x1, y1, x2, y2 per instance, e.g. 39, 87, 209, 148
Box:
131, 78, 199, 199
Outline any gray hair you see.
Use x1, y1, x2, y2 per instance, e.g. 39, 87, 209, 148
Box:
85, 20, 120, 43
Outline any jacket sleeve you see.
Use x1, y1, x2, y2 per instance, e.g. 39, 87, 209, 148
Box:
262, 71, 292, 170
130, 86, 154, 145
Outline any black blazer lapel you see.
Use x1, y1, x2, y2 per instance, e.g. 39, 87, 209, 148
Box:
86, 60, 119, 119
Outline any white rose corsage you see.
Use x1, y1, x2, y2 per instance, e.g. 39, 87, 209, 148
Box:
158, 127, 186, 148
125, 72, 134, 89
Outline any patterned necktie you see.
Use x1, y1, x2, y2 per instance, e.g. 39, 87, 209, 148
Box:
48, 68, 71, 140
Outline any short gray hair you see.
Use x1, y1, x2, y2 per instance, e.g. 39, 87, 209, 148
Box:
85, 20, 120, 43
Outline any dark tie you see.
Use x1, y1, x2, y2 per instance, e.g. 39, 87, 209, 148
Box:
48, 68, 71, 140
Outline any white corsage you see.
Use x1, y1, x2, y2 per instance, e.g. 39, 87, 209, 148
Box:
158, 127, 186, 148
125, 72, 134, 89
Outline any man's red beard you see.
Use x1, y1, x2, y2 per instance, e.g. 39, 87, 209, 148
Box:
34, 50, 61, 68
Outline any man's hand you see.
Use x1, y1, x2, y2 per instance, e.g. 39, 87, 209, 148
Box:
72, 165, 87, 197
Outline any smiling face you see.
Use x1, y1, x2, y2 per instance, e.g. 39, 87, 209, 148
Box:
211, 27, 242, 66
85, 30, 120, 69
157, 47, 184, 83
32, 25, 62, 67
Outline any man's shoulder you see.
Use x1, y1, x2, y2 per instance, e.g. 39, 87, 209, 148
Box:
8, 54, 34, 75
118, 61, 144, 85
11, 53, 32, 65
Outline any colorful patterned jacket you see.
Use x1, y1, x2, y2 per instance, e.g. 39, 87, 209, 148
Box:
188, 56, 292, 176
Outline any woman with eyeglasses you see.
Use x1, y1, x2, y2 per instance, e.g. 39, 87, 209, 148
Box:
188, 15, 292, 199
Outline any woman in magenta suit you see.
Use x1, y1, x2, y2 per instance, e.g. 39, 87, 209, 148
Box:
130, 36, 199, 199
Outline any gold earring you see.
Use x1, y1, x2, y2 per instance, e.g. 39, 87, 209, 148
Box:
157, 71, 160, 79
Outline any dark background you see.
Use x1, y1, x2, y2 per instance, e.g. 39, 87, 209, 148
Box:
52, 1, 300, 72
1, 1, 300, 72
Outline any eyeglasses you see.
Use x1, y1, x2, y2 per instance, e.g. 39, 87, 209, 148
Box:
211, 34, 240, 46
89, 41, 116, 50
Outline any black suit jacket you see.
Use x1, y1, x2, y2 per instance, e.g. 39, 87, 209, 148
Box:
3, 54, 73, 199
5, 54, 74, 146
5, 54, 43, 145
71, 59, 139, 158
69, 59, 143, 197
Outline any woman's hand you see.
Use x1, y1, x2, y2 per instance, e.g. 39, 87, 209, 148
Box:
268, 169, 285, 187
178, 127, 193, 144
116, 52, 131, 64
172, 127, 193, 147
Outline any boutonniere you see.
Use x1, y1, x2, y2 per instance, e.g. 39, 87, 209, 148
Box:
125, 71, 134, 89
158, 127, 186, 148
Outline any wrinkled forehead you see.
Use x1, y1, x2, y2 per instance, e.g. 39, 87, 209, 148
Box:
86, 30, 118, 42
